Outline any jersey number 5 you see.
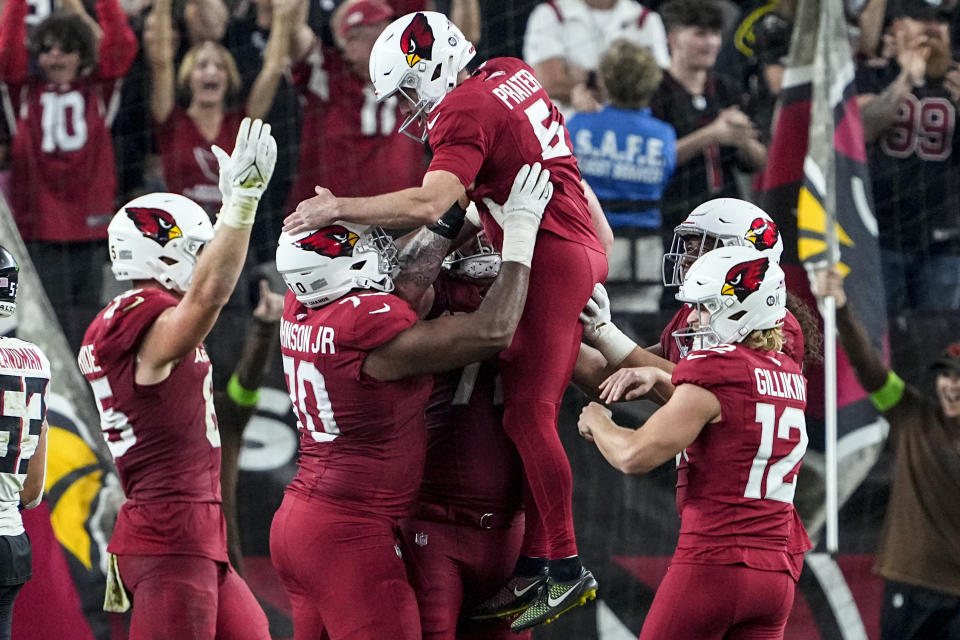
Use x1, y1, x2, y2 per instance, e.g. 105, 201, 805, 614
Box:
524, 98, 572, 160
744, 403, 808, 503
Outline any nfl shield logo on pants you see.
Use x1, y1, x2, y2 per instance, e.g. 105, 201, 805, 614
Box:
414, 532, 428, 547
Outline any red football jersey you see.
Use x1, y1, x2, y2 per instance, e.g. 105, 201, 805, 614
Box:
659, 304, 805, 366
4, 77, 122, 241
280, 290, 432, 517
287, 44, 426, 207
426, 57, 602, 253
0, 0, 136, 242
155, 108, 244, 216
79, 288, 226, 560
417, 273, 524, 513
671, 344, 812, 579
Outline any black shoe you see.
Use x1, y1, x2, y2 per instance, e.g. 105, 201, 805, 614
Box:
469, 571, 549, 620
509, 568, 598, 632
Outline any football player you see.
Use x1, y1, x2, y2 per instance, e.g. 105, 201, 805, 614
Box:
0, 246, 50, 640
78, 118, 275, 639
398, 232, 530, 640
283, 11, 606, 630
579, 247, 812, 640
271, 164, 550, 640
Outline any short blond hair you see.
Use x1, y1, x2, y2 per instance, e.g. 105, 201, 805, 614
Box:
176, 40, 242, 102
599, 39, 663, 110
743, 326, 785, 352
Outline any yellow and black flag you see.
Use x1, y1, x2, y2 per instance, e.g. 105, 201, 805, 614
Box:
758, 0, 888, 538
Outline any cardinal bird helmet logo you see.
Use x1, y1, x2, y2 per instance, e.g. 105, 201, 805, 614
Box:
745, 217, 779, 252
295, 226, 360, 258
401, 13, 435, 67
126, 207, 183, 247
722, 257, 768, 303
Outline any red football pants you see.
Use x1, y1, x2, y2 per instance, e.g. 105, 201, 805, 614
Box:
116, 553, 269, 640
269, 492, 421, 640
499, 231, 607, 559
400, 513, 530, 640
639, 562, 795, 640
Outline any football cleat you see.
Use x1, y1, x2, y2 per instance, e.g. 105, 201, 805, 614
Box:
509, 568, 598, 632
469, 571, 548, 620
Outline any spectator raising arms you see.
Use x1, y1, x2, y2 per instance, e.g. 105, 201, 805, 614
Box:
0, 0, 137, 352
813, 265, 960, 640
144, 0, 294, 215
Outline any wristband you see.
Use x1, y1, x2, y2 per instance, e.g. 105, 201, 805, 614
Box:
593, 323, 638, 366
869, 371, 904, 412
217, 195, 259, 230
227, 373, 261, 407
499, 212, 540, 267
427, 203, 466, 239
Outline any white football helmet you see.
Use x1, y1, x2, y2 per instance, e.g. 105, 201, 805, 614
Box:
672, 246, 786, 354
443, 230, 501, 280
276, 223, 399, 308
662, 198, 783, 287
368, 11, 475, 142
108, 193, 214, 294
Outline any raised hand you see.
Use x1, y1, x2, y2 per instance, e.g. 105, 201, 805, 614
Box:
212, 117, 277, 229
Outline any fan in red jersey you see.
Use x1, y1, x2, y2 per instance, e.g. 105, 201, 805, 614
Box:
283, 11, 607, 630
0, 0, 137, 351
78, 118, 276, 640
271, 163, 550, 640
143, 0, 292, 216
579, 246, 812, 640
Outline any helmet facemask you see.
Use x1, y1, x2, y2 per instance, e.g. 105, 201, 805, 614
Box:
0, 247, 19, 318
443, 231, 501, 280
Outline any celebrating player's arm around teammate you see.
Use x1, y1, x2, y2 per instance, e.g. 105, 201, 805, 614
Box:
270, 164, 550, 640
284, 12, 609, 630
579, 247, 812, 640
77, 118, 276, 640
0, 247, 51, 640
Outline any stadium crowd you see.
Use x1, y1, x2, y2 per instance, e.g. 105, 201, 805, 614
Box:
0, 0, 958, 638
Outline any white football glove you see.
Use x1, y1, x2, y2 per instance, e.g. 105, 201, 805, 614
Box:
211, 117, 278, 229
483, 162, 553, 267
580, 283, 637, 366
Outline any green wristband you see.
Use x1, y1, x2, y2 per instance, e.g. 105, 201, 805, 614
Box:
869, 371, 904, 412
227, 373, 260, 407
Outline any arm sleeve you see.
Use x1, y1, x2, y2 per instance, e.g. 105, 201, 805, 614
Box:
522, 4, 565, 67
96, 0, 139, 79
0, 0, 29, 84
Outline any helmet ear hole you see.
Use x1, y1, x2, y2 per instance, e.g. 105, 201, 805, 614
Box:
431, 64, 442, 81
